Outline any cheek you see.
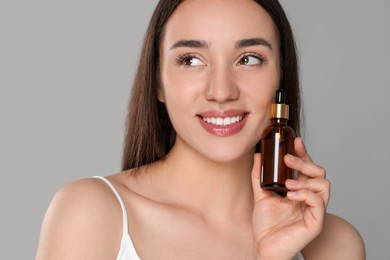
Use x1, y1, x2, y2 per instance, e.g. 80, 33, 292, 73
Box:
161, 67, 207, 106
239, 67, 280, 108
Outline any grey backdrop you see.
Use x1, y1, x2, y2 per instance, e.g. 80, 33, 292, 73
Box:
1, 0, 389, 259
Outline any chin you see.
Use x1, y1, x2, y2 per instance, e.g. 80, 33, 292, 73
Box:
174, 134, 257, 164
197, 145, 254, 164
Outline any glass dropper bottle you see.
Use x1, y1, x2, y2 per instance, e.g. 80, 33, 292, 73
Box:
260, 89, 296, 193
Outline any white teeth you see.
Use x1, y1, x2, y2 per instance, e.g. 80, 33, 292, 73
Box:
202, 115, 244, 126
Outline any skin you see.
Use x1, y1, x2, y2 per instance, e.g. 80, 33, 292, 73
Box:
36, 0, 365, 259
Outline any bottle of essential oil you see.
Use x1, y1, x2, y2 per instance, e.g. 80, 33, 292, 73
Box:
260, 89, 296, 193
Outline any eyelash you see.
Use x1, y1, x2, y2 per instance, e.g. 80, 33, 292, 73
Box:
237, 53, 266, 66
175, 53, 203, 66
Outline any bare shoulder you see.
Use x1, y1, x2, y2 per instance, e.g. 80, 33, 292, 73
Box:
302, 213, 365, 260
36, 177, 123, 260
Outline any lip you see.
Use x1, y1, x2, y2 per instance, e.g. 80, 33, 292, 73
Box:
197, 110, 249, 137
198, 109, 247, 118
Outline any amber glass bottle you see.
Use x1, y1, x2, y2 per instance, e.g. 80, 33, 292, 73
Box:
260, 89, 296, 192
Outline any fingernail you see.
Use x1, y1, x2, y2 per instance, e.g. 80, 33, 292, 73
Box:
287, 191, 296, 197
286, 154, 297, 162
287, 179, 298, 186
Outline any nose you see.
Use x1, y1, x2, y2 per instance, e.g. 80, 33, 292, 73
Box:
205, 66, 240, 103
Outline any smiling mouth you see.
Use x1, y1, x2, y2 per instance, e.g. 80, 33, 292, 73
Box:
201, 114, 245, 126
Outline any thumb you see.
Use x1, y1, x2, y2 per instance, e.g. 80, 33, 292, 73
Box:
251, 153, 271, 202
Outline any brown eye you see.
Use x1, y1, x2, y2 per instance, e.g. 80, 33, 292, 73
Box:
177, 55, 205, 67
239, 55, 263, 66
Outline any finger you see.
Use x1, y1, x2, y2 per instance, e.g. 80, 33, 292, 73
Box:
285, 178, 331, 206
287, 189, 325, 211
286, 190, 326, 235
294, 137, 312, 163
285, 154, 326, 179
285, 178, 330, 193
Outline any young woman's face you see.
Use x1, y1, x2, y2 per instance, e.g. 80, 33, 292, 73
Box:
159, 0, 281, 162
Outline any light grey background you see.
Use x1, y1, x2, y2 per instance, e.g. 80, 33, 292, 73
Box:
1, 0, 389, 259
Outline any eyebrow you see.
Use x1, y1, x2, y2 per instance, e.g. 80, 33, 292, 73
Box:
235, 38, 272, 50
168, 37, 272, 50
169, 40, 209, 50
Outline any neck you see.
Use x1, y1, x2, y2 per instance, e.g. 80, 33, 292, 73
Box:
149, 139, 255, 224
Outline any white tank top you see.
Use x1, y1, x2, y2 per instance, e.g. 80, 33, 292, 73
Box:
94, 176, 305, 260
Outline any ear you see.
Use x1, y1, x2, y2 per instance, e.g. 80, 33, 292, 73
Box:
157, 85, 165, 103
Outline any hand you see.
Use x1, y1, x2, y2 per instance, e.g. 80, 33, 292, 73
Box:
251, 137, 330, 260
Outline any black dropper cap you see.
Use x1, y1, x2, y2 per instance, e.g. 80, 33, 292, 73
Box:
270, 89, 289, 119
275, 89, 286, 104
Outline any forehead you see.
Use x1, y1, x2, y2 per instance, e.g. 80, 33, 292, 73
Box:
162, 0, 279, 48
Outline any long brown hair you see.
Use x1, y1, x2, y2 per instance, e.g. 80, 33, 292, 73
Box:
122, 0, 300, 172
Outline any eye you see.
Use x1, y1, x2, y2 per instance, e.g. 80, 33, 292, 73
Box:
238, 54, 265, 66
176, 54, 205, 67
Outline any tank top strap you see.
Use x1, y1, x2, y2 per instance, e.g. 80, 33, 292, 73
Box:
92, 176, 128, 234
294, 252, 305, 260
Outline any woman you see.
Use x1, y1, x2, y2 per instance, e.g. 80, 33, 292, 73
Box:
36, 0, 365, 259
